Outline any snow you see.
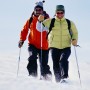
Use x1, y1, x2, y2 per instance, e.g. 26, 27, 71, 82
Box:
0, 49, 90, 90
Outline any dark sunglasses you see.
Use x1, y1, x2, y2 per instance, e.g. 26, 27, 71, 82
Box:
56, 12, 64, 14
35, 9, 42, 11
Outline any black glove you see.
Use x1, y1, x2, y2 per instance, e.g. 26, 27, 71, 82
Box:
18, 40, 24, 48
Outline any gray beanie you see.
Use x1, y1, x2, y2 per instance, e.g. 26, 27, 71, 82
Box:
56, 5, 65, 12
34, 1, 43, 10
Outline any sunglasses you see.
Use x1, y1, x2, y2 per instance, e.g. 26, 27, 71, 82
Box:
56, 12, 64, 14
35, 9, 42, 11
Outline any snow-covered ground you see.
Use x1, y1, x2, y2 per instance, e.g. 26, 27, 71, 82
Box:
0, 48, 90, 90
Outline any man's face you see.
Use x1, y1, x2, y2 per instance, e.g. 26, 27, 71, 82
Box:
34, 7, 43, 17
56, 11, 64, 19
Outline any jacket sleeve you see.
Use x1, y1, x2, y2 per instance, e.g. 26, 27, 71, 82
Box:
20, 19, 29, 41
71, 21, 78, 40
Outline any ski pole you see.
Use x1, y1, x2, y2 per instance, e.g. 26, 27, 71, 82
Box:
74, 46, 82, 87
75, 45, 81, 47
40, 22, 43, 78
17, 48, 21, 76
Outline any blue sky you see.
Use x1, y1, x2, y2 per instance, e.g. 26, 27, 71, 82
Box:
0, 0, 90, 60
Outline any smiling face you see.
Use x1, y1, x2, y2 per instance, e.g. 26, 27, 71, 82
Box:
34, 7, 43, 17
55, 11, 65, 19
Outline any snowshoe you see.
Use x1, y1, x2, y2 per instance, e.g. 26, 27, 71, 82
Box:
40, 74, 52, 81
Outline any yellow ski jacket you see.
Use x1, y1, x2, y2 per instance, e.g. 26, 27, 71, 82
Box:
43, 17, 78, 49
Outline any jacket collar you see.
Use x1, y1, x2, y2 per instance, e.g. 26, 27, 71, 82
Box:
33, 15, 38, 20
55, 17, 65, 21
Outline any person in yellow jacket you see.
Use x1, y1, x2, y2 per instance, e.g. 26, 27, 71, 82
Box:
18, 1, 52, 79
37, 5, 78, 82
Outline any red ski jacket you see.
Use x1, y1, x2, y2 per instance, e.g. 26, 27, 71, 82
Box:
20, 16, 48, 50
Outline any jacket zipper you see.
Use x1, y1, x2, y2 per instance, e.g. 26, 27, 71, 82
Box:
60, 20, 62, 48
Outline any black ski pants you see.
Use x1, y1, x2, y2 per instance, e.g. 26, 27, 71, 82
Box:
27, 44, 51, 77
50, 47, 71, 82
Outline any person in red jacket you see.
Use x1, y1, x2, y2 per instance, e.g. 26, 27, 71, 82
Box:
18, 1, 52, 80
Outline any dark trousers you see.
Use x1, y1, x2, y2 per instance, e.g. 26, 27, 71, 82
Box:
27, 44, 51, 77
50, 47, 71, 82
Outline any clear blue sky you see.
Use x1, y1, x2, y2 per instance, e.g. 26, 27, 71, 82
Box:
0, 0, 90, 60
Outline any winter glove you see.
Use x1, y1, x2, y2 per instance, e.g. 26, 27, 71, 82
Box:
72, 39, 77, 46
38, 15, 44, 22
18, 40, 24, 48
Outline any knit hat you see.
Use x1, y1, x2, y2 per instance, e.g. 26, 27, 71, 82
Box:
56, 5, 65, 12
34, 1, 44, 10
